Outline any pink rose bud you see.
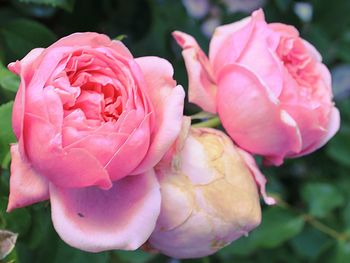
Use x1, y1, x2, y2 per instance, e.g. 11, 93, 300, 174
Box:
149, 126, 273, 259
7, 33, 185, 252
173, 9, 340, 166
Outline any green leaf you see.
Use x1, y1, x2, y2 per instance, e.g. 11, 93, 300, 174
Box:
326, 125, 350, 167
24, 205, 52, 249
113, 250, 156, 263
252, 207, 305, 248
0, 64, 20, 93
0, 198, 32, 235
274, 0, 291, 12
114, 34, 128, 41
218, 206, 305, 256
1, 18, 56, 60
52, 240, 109, 263
18, 0, 75, 12
290, 225, 332, 260
333, 240, 350, 263
0, 101, 16, 167
342, 197, 350, 230
301, 183, 345, 218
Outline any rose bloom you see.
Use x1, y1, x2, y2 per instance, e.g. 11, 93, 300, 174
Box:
7, 33, 185, 252
173, 9, 340, 165
148, 122, 273, 259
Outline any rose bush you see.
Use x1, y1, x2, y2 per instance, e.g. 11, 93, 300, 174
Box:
148, 122, 273, 259
173, 9, 340, 165
7, 32, 185, 252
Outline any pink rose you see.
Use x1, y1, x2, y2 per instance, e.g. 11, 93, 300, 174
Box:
148, 121, 272, 259
7, 33, 185, 252
173, 9, 340, 165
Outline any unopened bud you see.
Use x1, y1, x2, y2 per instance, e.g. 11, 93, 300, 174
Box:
149, 127, 264, 259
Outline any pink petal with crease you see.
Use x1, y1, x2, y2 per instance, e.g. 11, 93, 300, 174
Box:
106, 114, 151, 181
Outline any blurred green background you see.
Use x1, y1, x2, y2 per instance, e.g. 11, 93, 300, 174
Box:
0, 0, 350, 262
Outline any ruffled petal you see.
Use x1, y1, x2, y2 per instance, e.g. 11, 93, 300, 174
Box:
23, 113, 111, 189
217, 64, 302, 165
132, 57, 185, 174
172, 31, 217, 113
7, 144, 49, 212
50, 169, 161, 252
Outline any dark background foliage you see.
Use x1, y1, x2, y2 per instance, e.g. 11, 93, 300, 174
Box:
0, 0, 350, 262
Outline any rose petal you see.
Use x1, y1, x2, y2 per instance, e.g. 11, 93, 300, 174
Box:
209, 16, 252, 72
290, 106, 340, 157
132, 57, 185, 174
9, 48, 45, 138
50, 169, 161, 252
217, 64, 302, 165
209, 9, 266, 72
105, 114, 151, 181
236, 147, 276, 205
48, 32, 133, 59
23, 113, 111, 189
0, 230, 18, 260
153, 174, 194, 232
7, 144, 49, 212
172, 31, 217, 113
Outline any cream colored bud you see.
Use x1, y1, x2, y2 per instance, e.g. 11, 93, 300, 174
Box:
149, 127, 263, 259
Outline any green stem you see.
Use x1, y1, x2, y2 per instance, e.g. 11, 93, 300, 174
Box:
192, 117, 221, 128
274, 195, 348, 241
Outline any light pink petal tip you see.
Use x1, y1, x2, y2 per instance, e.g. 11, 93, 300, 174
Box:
7, 144, 49, 212
172, 31, 217, 113
132, 56, 185, 174
50, 169, 161, 252
237, 148, 276, 205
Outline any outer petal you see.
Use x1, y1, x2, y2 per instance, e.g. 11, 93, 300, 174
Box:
23, 113, 111, 189
172, 31, 217, 113
7, 144, 49, 212
132, 57, 185, 174
217, 64, 302, 165
48, 32, 133, 59
209, 15, 253, 72
209, 9, 265, 72
8, 48, 45, 139
50, 169, 161, 252
289, 107, 340, 157
236, 148, 276, 205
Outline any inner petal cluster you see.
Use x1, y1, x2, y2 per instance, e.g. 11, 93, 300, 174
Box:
44, 48, 151, 151
53, 50, 129, 124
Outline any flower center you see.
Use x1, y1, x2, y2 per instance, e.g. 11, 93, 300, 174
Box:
52, 51, 127, 123
277, 37, 318, 91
